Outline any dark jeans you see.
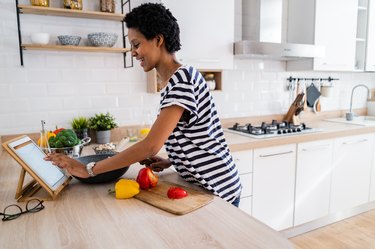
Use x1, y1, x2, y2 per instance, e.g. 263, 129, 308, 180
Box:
231, 196, 240, 207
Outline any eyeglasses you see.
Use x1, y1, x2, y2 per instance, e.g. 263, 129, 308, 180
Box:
0, 199, 44, 221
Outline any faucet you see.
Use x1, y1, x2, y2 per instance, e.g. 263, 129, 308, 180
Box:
346, 84, 372, 121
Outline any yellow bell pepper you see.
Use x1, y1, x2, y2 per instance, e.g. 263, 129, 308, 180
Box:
108, 179, 140, 199
37, 131, 56, 147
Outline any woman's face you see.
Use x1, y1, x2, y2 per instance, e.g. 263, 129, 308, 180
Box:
128, 28, 161, 72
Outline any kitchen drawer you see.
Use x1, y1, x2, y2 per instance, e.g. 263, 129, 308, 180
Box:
232, 150, 253, 174
240, 173, 253, 197
239, 196, 252, 215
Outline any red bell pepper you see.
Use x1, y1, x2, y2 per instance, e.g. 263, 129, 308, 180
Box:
167, 187, 188, 199
136, 167, 158, 190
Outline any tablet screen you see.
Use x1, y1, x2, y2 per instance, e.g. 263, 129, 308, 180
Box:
8, 136, 68, 191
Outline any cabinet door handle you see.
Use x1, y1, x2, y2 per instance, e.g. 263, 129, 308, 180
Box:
342, 139, 368, 145
258, 150, 294, 158
301, 145, 331, 152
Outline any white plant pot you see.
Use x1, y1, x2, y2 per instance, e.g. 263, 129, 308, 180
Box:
96, 130, 111, 144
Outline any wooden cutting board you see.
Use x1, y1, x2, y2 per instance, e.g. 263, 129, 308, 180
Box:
134, 181, 214, 215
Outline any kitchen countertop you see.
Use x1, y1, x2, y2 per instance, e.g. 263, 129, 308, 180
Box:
0, 145, 294, 249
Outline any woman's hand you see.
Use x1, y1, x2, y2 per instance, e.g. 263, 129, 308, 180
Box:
44, 153, 89, 178
146, 156, 171, 172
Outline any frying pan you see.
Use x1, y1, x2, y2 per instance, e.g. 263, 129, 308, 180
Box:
74, 154, 128, 183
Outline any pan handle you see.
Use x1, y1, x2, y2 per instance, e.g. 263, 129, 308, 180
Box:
81, 137, 91, 146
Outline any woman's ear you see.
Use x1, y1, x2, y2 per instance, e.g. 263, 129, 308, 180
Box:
156, 35, 164, 47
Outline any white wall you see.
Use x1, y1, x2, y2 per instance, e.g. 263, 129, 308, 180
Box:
1, 0, 375, 135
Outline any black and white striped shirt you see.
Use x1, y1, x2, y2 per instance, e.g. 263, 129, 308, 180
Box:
159, 65, 242, 203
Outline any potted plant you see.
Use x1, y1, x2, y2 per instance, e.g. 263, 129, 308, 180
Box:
89, 112, 118, 144
71, 116, 89, 140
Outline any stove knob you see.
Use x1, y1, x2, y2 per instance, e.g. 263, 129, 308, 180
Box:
277, 130, 282, 134
287, 129, 292, 133
292, 129, 296, 132
296, 128, 301, 132
282, 130, 287, 134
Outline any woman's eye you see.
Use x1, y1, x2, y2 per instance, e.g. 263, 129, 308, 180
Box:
133, 43, 140, 49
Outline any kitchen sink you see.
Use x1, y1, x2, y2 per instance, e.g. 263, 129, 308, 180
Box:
325, 116, 375, 126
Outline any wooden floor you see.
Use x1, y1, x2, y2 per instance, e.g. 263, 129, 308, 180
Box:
289, 209, 375, 249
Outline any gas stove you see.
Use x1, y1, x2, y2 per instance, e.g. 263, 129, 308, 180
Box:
226, 120, 322, 139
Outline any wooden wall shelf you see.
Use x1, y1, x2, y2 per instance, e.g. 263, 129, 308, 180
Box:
15, 1, 132, 67
22, 44, 131, 53
146, 69, 222, 93
18, 5, 125, 21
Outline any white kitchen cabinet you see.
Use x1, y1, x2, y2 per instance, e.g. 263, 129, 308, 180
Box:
330, 134, 374, 213
252, 144, 296, 231
239, 196, 252, 215
355, 0, 369, 71
232, 150, 253, 215
294, 139, 333, 226
287, 0, 358, 71
160, 0, 234, 70
369, 134, 375, 201
365, 0, 375, 71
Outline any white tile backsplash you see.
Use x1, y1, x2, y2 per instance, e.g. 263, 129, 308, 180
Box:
1, 2, 375, 135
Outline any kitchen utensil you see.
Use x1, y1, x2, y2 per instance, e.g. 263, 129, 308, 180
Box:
57, 35, 81, 46
74, 154, 128, 183
284, 93, 305, 123
306, 83, 321, 107
87, 32, 118, 47
321, 85, 333, 97
50, 137, 91, 158
295, 106, 304, 116
134, 181, 214, 215
313, 98, 321, 113
31, 33, 50, 45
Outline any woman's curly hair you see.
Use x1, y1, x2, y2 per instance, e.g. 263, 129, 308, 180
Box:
124, 3, 181, 53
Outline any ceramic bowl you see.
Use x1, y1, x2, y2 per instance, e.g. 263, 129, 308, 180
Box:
87, 32, 118, 47
31, 33, 50, 45
57, 35, 81, 46
74, 154, 128, 183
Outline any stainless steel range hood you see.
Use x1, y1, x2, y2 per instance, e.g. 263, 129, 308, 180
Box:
235, 0, 325, 60
234, 40, 325, 60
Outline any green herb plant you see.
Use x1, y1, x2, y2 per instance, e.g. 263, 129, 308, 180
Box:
71, 116, 89, 130
89, 112, 118, 131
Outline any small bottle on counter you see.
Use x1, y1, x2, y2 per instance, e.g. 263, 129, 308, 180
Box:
100, 0, 116, 13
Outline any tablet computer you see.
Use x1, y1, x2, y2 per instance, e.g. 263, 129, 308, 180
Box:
6, 135, 70, 191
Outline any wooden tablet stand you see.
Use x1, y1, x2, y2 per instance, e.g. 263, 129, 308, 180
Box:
15, 168, 52, 202
2, 136, 71, 202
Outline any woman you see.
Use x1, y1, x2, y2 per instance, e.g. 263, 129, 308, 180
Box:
45, 3, 241, 206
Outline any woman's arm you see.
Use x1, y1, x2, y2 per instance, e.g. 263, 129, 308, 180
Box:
92, 105, 184, 175
45, 105, 184, 178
